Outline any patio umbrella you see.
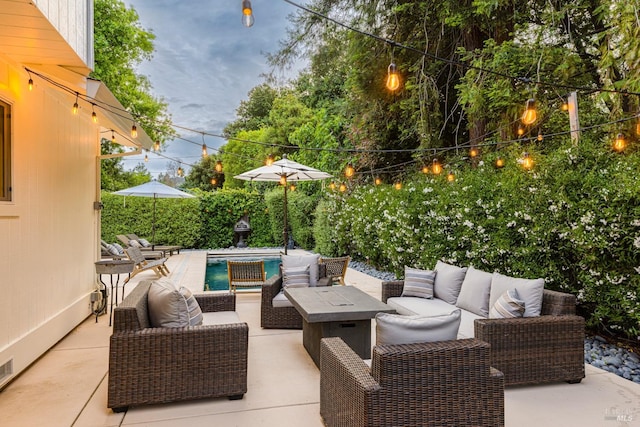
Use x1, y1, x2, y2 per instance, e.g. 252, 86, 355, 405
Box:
235, 155, 332, 254
113, 180, 196, 250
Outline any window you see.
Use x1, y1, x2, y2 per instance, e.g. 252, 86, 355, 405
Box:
0, 100, 10, 201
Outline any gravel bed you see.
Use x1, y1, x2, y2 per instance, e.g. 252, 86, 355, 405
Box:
348, 260, 640, 384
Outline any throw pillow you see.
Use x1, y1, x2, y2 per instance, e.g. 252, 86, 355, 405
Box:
283, 265, 311, 288
375, 310, 462, 345
129, 239, 142, 248
401, 266, 436, 299
490, 289, 526, 319
112, 242, 125, 255
455, 266, 492, 317
138, 238, 152, 247
489, 272, 544, 317
148, 278, 190, 327
105, 243, 119, 255
179, 286, 204, 326
282, 254, 320, 286
433, 261, 468, 305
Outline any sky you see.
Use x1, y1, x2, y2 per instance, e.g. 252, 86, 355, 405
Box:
121, 0, 308, 177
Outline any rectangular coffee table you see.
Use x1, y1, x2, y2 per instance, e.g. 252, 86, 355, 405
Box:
284, 286, 395, 367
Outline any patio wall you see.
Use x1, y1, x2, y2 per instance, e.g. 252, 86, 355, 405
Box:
0, 0, 98, 389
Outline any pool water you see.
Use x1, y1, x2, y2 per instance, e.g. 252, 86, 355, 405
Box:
204, 257, 281, 291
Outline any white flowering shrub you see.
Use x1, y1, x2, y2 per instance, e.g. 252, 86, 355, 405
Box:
314, 137, 640, 338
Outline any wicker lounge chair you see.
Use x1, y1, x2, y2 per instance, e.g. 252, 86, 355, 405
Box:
382, 281, 585, 386
320, 337, 504, 427
261, 263, 330, 329
125, 246, 170, 280
107, 280, 248, 412
320, 256, 350, 285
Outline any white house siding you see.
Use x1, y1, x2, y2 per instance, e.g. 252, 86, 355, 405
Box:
0, 55, 100, 389
32, 0, 94, 68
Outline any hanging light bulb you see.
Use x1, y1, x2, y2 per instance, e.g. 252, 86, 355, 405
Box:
344, 162, 355, 178
517, 125, 525, 137
177, 166, 184, 177
211, 178, 217, 185
131, 123, 138, 138
447, 172, 455, 182
394, 181, 402, 190
202, 143, 208, 158
339, 183, 347, 192
470, 147, 479, 158
537, 130, 544, 141
561, 99, 569, 111
636, 116, 640, 136
329, 181, 336, 191
241, 0, 254, 27
144, 154, 148, 162
495, 157, 505, 168
91, 105, 98, 124
279, 175, 287, 186
386, 62, 400, 91
154, 140, 160, 151
613, 133, 627, 152
28, 77, 33, 91
421, 164, 430, 174
432, 159, 443, 175
265, 154, 274, 166
215, 160, 223, 172
111, 131, 116, 143
374, 176, 382, 186
289, 184, 296, 192
521, 152, 534, 170
72, 93, 79, 115
521, 98, 537, 125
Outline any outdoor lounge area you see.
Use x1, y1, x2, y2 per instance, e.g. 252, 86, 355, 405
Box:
0, 249, 639, 426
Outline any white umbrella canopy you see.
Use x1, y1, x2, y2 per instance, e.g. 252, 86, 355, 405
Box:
235, 155, 332, 254
113, 180, 196, 249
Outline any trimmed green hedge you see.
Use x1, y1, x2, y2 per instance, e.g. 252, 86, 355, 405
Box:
313, 136, 640, 338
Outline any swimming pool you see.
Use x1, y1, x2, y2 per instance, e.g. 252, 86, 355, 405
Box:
204, 257, 281, 291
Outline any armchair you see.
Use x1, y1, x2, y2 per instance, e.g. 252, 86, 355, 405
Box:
320, 337, 504, 427
107, 280, 249, 412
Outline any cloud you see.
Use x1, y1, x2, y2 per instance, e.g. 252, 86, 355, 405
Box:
123, 0, 307, 177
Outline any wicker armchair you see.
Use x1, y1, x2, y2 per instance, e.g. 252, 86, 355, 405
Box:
261, 263, 329, 329
382, 281, 585, 386
107, 280, 249, 412
320, 337, 504, 427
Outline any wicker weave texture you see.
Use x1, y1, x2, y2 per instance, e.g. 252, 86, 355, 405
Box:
320, 337, 504, 427
381, 280, 585, 386
227, 260, 266, 291
107, 281, 248, 411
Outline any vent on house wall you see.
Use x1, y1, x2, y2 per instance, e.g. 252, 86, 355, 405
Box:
0, 358, 13, 386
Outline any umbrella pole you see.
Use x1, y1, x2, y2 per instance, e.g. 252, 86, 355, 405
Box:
283, 183, 288, 255
152, 194, 157, 251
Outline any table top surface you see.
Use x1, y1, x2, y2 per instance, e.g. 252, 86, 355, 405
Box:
284, 286, 395, 323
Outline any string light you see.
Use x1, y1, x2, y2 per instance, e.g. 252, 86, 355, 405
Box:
636, 116, 640, 136
339, 183, 347, 192
177, 165, 184, 177
421, 164, 430, 174
202, 143, 208, 158
394, 181, 402, 190
537, 130, 544, 141
517, 125, 525, 137
144, 153, 148, 162
613, 133, 626, 152
374, 176, 382, 185
72, 93, 79, 115
215, 160, 223, 173
279, 176, 287, 186
289, 183, 296, 191
241, 0, 254, 27
211, 178, 217, 185
561, 99, 569, 111
495, 157, 505, 168
520, 152, 534, 170
91, 104, 98, 123
386, 62, 400, 91
131, 123, 138, 138
432, 159, 443, 175
469, 147, 479, 158
344, 162, 355, 178
521, 98, 537, 125
111, 130, 116, 143
447, 172, 455, 182
265, 154, 274, 166
28, 75, 33, 91
328, 181, 336, 190
154, 140, 160, 151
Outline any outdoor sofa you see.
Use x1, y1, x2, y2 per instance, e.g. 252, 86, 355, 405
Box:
320, 336, 504, 427
381, 261, 585, 386
107, 279, 248, 412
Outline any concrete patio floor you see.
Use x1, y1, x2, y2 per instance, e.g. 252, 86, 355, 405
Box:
1, 250, 639, 426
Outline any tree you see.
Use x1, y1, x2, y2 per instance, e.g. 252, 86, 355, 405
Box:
184, 155, 225, 191
223, 83, 278, 137
93, 0, 174, 189
100, 141, 151, 191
